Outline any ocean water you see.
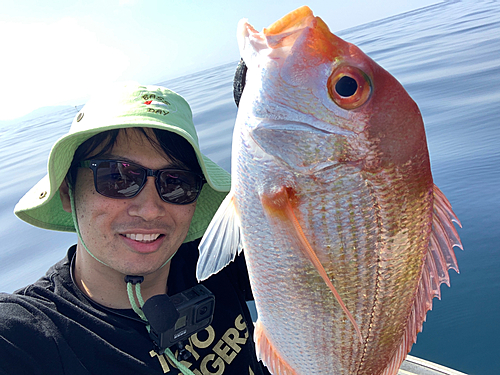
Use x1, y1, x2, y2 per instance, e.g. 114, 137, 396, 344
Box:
1, 0, 499, 373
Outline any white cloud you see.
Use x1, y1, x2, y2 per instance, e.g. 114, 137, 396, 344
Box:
0, 18, 129, 120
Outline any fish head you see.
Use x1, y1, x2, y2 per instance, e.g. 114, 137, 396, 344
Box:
237, 6, 428, 172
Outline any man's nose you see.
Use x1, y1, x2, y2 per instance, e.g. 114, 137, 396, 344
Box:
127, 177, 166, 220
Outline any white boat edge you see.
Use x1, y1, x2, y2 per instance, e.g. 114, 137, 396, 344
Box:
399, 355, 468, 375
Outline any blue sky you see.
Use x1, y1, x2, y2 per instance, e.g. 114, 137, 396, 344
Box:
0, 0, 439, 120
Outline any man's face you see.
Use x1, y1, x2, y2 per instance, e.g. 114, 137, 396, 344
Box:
72, 129, 197, 277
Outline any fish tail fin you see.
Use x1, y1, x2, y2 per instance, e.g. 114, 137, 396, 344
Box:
255, 320, 297, 375
196, 191, 243, 281
381, 184, 463, 375
261, 187, 363, 343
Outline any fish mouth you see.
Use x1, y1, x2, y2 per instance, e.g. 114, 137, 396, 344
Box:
237, 6, 316, 53
236, 7, 314, 60
237, 6, 345, 64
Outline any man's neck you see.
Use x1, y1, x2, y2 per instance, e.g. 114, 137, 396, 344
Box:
72, 246, 170, 310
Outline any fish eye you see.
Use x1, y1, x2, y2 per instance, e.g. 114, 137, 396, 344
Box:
335, 76, 358, 97
328, 66, 371, 110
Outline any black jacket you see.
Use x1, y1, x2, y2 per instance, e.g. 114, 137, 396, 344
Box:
0, 240, 270, 375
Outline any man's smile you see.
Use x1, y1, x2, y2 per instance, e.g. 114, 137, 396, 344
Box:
123, 233, 162, 243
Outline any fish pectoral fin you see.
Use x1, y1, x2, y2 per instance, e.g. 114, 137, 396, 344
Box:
381, 185, 463, 375
254, 320, 297, 375
196, 191, 243, 281
261, 187, 362, 343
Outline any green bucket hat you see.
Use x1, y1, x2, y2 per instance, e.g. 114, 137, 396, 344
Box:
14, 81, 231, 243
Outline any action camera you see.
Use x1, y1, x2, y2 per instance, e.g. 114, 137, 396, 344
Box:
143, 284, 215, 354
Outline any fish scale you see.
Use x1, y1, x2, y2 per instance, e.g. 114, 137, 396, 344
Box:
237, 155, 390, 374
197, 6, 462, 375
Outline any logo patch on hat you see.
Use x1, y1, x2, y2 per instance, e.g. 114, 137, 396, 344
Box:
141, 93, 177, 116
144, 100, 168, 107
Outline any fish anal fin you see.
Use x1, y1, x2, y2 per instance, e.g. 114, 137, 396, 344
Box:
261, 187, 363, 343
381, 184, 463, 375
196, 192, 242, 281
254, 320, 297, 375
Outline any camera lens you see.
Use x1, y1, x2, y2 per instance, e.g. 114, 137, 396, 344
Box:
195, 300, 214, 323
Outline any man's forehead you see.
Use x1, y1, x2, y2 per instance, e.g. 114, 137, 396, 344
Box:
98, 128, 186, 168
85, 128, 164, 157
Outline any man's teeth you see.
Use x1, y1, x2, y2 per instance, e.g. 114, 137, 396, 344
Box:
125, 233, 161, 242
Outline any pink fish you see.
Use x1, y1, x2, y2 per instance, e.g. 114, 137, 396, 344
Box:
197, 6, 463, 375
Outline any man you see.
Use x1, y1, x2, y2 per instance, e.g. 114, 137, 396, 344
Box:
0, 82, 270, 375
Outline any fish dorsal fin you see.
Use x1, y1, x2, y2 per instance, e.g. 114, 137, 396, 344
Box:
381, 185, 463, 375
196, 192, 243, 281
261, 186, 363, 343
254, 320, 297, 375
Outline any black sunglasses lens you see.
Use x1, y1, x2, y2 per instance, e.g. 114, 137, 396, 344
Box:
95, 161, 145, 198
158, 170, 203, 204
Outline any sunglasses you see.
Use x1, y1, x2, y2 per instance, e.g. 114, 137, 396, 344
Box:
78, 159, 205, 205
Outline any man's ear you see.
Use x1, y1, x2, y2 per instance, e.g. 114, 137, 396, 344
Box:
59, 179, 72, 213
